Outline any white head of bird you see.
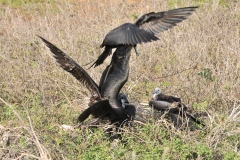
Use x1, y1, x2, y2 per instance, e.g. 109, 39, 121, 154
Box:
152, 87, 162, 100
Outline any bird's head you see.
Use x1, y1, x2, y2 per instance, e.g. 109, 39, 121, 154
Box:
152, 87, 161, 100
152, 87, 161, 95
118, 93, 129, 108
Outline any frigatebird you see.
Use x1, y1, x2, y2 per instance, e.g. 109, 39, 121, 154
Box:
78, 46, 136, 124
38, 36, 136, 124
90, 6, 198, 68
149, 87, 204, 127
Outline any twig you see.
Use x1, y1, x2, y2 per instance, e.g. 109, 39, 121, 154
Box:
154, 65, 197, 79
0, 97, 51, 160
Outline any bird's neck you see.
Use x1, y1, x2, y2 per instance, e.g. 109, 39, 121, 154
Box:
153, 93, 158, 101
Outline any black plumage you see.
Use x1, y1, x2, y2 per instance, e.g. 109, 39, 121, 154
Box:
38, 36, 127, 106
38, 36, 136, 124
149, 88, 204, 127
78, 46, 135, 124
78, 95, 136, 124
149, 87, 182, 110
90, 6, 198, 68
38, 36, 103, 106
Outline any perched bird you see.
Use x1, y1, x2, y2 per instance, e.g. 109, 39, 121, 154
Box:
150, 87, 183, 111
149, 87, 204, 127
90, 6, 198, 68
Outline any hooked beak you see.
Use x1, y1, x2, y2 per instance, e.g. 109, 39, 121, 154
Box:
152, 90, 157, 94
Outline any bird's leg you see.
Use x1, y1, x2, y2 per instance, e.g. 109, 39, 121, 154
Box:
83, 59, 95, 67
133, 45, 139, 56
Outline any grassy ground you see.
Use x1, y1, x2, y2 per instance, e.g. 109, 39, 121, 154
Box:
0, 0, 240, 159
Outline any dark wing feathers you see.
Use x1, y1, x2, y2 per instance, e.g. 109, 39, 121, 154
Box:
78, 100, 112, 122
77, 107, 92, 122
157, 94, 181, 103
135, 6, 198, 35
95, 7, 197, 68
149, 100, 171, 111
101, 23, 159, 47
38, 36, 101, 99
89, 46, 112, 68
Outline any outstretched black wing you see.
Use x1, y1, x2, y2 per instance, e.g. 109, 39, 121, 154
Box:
91, 7, 197, 68
101, 23, 159, 47
91, 23, 159, 68
38, 36, 101, 100
135, 6, 198, 35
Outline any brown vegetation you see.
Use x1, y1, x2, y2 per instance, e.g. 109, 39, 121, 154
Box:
0, 0, 239, 159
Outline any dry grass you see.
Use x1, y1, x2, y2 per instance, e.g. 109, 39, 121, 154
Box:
0, 0, 240, 159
